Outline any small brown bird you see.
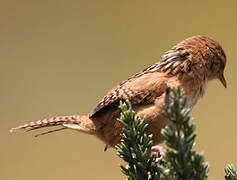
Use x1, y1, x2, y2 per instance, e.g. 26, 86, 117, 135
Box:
10, 35, 227, 150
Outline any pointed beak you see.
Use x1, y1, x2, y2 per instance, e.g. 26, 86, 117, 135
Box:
218, 74, 227, 88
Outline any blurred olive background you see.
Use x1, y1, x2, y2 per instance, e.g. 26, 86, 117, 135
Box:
1, 1, 237, 179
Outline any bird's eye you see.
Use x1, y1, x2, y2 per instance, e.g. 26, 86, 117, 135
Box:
211, 59, 221, 73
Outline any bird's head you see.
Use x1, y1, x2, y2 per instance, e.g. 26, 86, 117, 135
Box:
163, 35, 227, 88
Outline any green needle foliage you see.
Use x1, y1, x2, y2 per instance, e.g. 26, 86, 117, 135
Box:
115, 100, 165, 180
115, 88, 236, 180
161, 88, 209, 180
225, 164, 237, 180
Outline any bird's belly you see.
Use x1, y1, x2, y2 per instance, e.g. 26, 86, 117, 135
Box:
93, 102, 169, 148
135, 103, 169, 145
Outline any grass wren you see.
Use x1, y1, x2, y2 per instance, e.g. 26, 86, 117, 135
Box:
10, 35, 227, 150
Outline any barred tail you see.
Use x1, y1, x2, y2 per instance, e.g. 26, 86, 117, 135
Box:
9, 115, 96, 136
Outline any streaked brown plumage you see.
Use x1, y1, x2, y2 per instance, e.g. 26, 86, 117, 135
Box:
10, 35, 227, 150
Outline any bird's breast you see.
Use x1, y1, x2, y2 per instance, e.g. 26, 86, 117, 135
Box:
166, 76, 207, 108
183, 79, 207, 108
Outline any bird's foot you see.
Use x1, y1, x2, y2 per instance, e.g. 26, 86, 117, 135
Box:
151, 145, 166, 162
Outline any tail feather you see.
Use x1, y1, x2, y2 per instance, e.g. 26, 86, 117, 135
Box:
10, 115, 96, 135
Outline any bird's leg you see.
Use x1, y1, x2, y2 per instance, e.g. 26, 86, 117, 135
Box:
151, 145, 166, 162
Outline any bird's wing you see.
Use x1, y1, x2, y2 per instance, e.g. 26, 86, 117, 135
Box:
89, 71, 167, 117
90, 47, 193, 118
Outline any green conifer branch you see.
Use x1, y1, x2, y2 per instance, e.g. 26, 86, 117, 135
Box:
115, 100, 165, 180
115, 88, 236, 180
161, 88, 209, 180
225, 164, 237, 180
